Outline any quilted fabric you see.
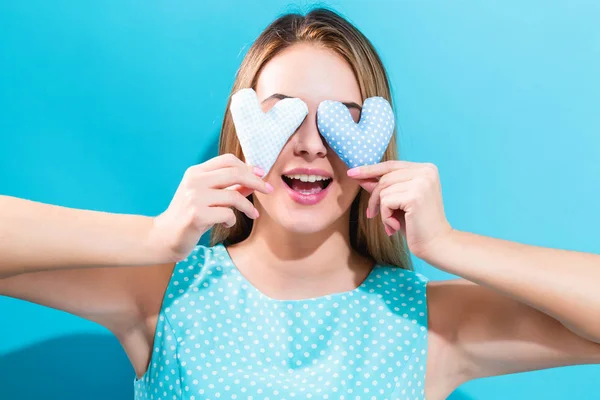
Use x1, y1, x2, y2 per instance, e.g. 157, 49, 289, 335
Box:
317, 97, 395, 168
229, 89, 395, 173
229, 88, 308, 175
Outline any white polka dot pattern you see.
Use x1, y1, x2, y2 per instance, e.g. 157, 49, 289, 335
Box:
230, 88, 308, 175
317, 97, 395, 169
134, 243, 430, 400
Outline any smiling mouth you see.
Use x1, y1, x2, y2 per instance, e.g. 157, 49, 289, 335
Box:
281, 174, 333, 194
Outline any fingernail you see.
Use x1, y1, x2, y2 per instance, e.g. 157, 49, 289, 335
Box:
366, 209, 371, 219
265, 182, 274, 193
385, 225, 393, 236
253, 166, 265, 176
347, 167, 359, 177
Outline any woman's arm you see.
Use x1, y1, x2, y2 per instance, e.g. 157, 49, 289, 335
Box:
0, 195, 167, 279
425, 230, 600, 344
349, 160, 600, 389
422, 231, 600, 393
0, 156, 271, 279
0, 196, 176, 373
349, 160, 600, 344
426, 278, 600, 393
0, 157, 271, 376
0, 194, 177, 344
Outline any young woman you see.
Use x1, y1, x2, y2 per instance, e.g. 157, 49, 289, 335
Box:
1, 8, 599, 400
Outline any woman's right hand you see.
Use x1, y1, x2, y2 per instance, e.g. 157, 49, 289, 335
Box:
149, 153, 273, 262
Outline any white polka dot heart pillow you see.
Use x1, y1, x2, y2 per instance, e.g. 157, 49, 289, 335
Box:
229, 88, 308, 175
229, 88, 395, 174
317, 97, 395, 168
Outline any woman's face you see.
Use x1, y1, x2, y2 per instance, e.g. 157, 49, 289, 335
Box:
252, 42, 363, 234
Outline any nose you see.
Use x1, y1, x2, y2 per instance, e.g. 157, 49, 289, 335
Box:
292, 112, 328, 160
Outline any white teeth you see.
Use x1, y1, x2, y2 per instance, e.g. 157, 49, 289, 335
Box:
284, 174, 331, 182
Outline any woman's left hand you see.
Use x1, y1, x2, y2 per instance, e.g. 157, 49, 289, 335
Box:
347, 160, 454, 259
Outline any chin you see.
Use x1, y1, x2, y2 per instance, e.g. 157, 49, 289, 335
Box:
258, 194, 353, 236
280, 220, 331, 235
274, 207, 337, 234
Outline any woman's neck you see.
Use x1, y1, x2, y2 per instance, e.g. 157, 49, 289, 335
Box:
224, 218, 374, 301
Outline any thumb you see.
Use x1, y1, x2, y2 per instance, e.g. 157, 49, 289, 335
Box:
357, 178, 379, 193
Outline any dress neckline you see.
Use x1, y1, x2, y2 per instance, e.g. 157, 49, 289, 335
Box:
216, 242, 379, 304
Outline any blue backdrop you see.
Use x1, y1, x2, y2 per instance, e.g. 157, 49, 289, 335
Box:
1, 1, 598, 399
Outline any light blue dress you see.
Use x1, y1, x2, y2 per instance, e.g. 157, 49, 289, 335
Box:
134, 243, 430, 400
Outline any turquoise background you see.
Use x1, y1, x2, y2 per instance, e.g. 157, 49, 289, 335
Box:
1, 0, 599, 398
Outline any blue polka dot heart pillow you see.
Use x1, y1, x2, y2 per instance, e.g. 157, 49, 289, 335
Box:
229, 88, 308, 175
229, 88, 395, 174
317, 97, 395, 169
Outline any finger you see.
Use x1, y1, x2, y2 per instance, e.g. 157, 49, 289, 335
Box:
367, 175, 412, 219
232, 185, 254, 198
385, 209, 407, 236
206, 167, 272, 194
208, 189, 259, 220
194, 153, 250, 174
225, 183, 260, 198
394, 214, 407, 235
357, 178, 379, 194
380, 191, 411, 234
347, 160, 419, 179
367, 182, 385, 219
228, 180, 272, 198
204, 207, 237, 228
382, 218, 400, 236
384, 224, 395, 236
385, 215, 402, 232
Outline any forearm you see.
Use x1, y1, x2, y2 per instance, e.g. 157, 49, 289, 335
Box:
424, 230, 600, 343
0, 195, 165, 278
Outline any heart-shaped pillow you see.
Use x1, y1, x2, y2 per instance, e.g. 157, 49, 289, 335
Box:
317, 97, 395, 169
229, 88, 308, 175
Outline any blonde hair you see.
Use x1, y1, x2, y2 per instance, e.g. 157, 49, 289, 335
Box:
210, 7, 412, 271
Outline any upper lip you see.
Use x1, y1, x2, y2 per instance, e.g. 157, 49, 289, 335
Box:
281, 168, 333, 179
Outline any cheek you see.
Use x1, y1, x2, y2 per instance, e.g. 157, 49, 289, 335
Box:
337, 175, 361, 198
328, 154, 359, 194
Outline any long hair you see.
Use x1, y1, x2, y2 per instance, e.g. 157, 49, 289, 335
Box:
209, 7, 412, 271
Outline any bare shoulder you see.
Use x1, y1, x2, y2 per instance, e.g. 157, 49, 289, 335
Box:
0, 259, 176, 379
423, 279, 472, 400
119, 261, 176, 379
424, 277, 600, 399
424, 277, 511, 396
127, 244, 210, 378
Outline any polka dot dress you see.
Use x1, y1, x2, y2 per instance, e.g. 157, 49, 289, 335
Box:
134, 243, 430, 400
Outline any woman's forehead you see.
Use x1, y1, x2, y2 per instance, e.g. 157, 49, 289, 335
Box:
255, 43, 362, 107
